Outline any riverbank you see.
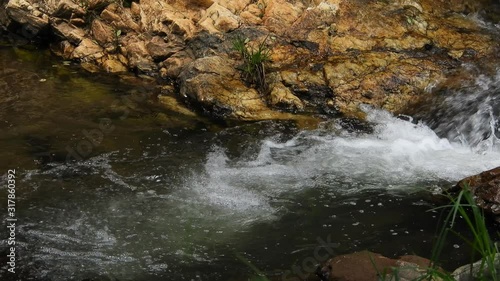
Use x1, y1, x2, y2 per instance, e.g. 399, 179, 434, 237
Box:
1, 0, 499, 121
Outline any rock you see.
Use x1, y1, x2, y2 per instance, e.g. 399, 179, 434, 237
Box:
100, 3, 140, 33
5, 0, 49, 37
323, 52, 443, 117
161, 50, 194, 77
71, 38, 105, 61
157, 95, 197, 117
120, 35, 158, 72
91, 19, 116, 48
139, 0, 198, 38
2, 0, 499, 122
288, 1, 339, 40
101, 56, 127, 73
452, 254, 500, 281
269, 79, 305, 112
199, 3, 240, 33
262, 0, 303, 34
318, 251, 438, 281
217, 0, 251, 14
50, 0, 86, 19
146, 36, 184, 62
52, 20, 86, 44
179, 56, 294, 120
50, 40, 75, 59
452, 166, 500, 216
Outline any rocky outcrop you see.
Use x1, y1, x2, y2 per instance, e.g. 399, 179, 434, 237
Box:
316, 251, 438, 281
1, 0, 498, 120
451, 166, 500, 216
178, 55, 302, 120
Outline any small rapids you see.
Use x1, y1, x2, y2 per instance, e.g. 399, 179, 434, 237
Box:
4, 104, 500, 280
420, 69, 500, 153
1, 50, 500, 280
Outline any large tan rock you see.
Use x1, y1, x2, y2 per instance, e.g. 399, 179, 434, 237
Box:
323, 52, 443, 116
179, 56, 295, 120
269, 80, 305, 111
139, 0, 198, 38
101, 56, 128, 73
100, 3, 140, 32
91, 19, 115, 48
71, 38, 105, 61
52, 20, 86, 44
50, 0, 86, 19
146, 36, 184, 61
199, 3, 240, 33
262, 0, 304, 34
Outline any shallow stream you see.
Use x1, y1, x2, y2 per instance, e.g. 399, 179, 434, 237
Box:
0, 42, 500, 281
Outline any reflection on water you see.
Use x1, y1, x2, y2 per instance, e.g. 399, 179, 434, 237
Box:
1, 45, 500, 281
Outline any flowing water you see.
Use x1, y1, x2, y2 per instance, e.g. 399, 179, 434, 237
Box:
0, 42, 500, 281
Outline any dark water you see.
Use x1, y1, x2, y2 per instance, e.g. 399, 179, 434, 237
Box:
0, 43, 500, 281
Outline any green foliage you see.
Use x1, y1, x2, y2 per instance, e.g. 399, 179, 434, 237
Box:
428, 188, 499, 280
373, 187, 499, 281
232, 36, 271, 93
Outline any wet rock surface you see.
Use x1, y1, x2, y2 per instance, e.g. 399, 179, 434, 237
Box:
1, 0, 499, 120
316, 251, 437, 281
451, 166, 500, 216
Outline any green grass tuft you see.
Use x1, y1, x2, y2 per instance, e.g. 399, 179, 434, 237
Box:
232, 36, 271, 93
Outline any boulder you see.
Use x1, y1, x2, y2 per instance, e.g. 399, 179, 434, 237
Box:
100, 3, 140, 33
101, 55, 127, 73
323, 52, 444, 117
50, 0, 86, 19
146, 36, 183, 62
199, 3, 240, 33
5, 0, 49, 37
317, 251, 438, 281
91, 19, 115, 48
52, 20, 86, 44
452, 254, 500, 281
178, 56, 296, 120
452, 166, 500, 216
71, 38, 104, 61
268, 79, 305, 112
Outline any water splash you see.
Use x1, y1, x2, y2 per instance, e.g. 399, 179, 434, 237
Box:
421, 71, 500, 154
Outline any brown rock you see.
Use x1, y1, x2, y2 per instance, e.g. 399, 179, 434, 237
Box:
318, 251, 436, 281
199, 3, 240, 33
5, 0, 49, 36
50, 40, 75, 59
100, 3, 140, 33
288, 1, 339, 40
71, 38, 105, 61
161, 50, 194, 77
139, 0, 199, 38
262, 0, 303, 34
101, 56, 127, 73
146, 36, 183, 61
453, 166, 500, 215
52, 20, 86, 44
323, 52, 443, 116
91, 19, 116, 48
50, 0, 86, 19
179, 56, 294, 120
269, 80, 305, 111
217, 0, 251, 14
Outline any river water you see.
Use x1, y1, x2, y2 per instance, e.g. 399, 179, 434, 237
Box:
0, 41, 500, 281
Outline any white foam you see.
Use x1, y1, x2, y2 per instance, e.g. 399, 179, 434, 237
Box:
187, 106, 500, 208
